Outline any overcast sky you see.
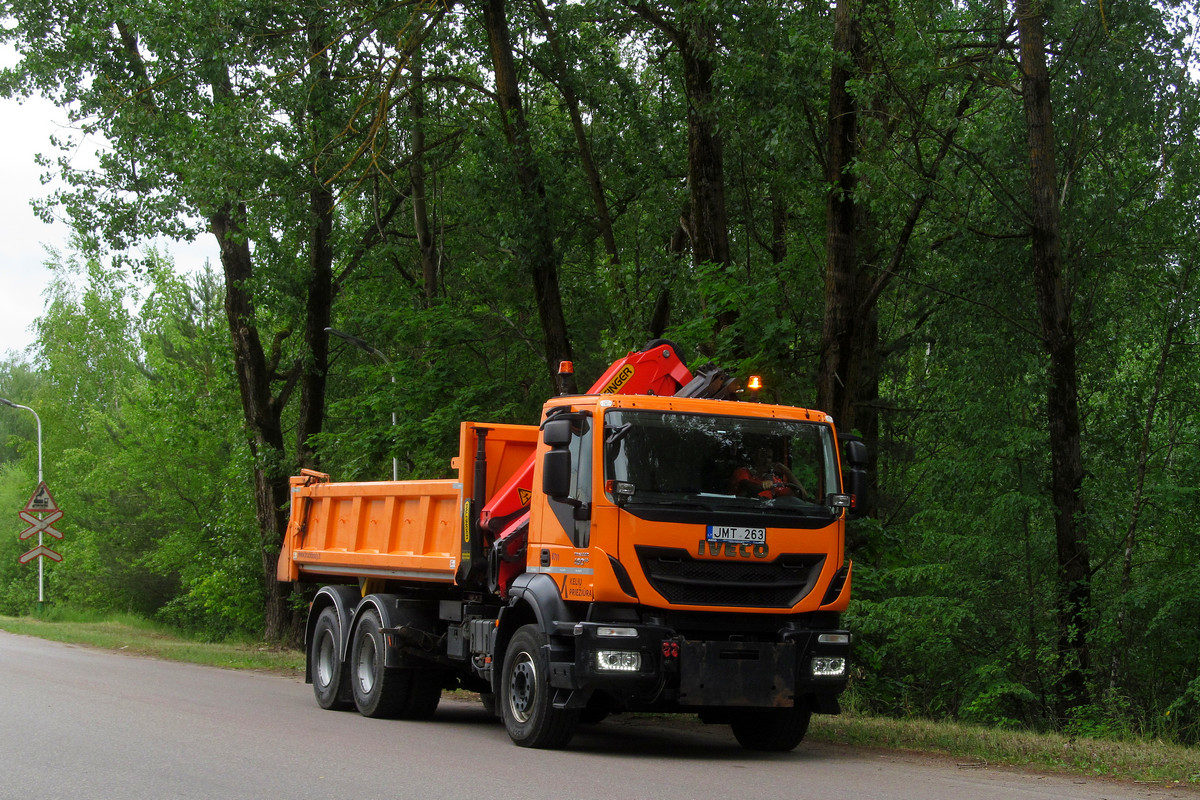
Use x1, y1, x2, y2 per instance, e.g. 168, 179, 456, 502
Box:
0, 73, 70, 360
0, 44, 213, 364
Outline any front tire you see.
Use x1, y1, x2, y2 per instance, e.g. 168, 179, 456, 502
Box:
730, 706, 811, 752
500, 625, 577, 748
310, 607, 353, 710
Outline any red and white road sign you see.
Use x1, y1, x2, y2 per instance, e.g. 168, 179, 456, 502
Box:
19, 510, 64, 541
18, 544, 62, 564
24, 482, 59, 513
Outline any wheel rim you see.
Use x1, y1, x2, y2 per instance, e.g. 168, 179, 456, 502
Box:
356, 633, 378, 695
508, 651, 537, 724
315, 629, 336, 689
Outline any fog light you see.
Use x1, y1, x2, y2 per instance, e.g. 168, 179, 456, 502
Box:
596, 651, 641, 672
811, 656, 846, 677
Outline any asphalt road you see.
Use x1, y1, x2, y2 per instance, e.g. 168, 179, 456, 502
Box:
0, 629, 1193, 800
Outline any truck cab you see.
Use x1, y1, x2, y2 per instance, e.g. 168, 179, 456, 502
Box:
531, 393, 853, 615
489, 393, 857, 748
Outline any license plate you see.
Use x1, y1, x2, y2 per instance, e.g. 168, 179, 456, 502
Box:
706, 525, 766, 543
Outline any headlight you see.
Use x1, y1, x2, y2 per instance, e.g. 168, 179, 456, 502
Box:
811, 656, 846, 677
596, 651, 642, 672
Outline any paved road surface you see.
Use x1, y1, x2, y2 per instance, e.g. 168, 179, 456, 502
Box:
0, 629, 1193, 800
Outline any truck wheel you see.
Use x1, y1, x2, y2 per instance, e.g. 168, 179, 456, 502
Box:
730, 707, 812, 752
310, 607, 353, 710
389, 604, 444, 720
480, 692, 498, 717
350, 609, 410, 718
500, 624, 578, 748
403, 669, 443, 720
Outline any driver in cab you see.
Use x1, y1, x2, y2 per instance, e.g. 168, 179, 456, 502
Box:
732, 447, 809, 500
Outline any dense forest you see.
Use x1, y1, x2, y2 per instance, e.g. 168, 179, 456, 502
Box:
1, 0, 1198, 743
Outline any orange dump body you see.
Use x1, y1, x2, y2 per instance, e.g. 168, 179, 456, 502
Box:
277, 422, 538, 584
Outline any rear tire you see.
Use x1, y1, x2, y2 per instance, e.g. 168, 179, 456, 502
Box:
310, 607, 353, 711
403, 669, 443, 720
500, 625, 577, 748
390, 603, 444, 720
730, 706, 811, 752
350, 609, 409, 718
350, 606, 444, 720
480, 692, 498, 717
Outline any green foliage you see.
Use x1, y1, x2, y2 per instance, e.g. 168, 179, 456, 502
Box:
0, 463, 39, 614
0, 0, 1198, 748
0, 254, 261, 638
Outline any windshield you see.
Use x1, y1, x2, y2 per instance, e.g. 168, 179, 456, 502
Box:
603, 410, 841, 519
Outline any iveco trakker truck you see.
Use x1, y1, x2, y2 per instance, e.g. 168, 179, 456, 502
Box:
278, 342, 866, 750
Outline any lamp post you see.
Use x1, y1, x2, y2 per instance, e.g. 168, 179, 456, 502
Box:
324, 328, 399, 481
1, 397, 47, 611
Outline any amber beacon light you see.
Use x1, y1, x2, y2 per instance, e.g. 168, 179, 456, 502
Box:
557, 361, 575, 395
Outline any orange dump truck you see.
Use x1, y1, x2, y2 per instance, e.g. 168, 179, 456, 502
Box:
278, 344, 866, 750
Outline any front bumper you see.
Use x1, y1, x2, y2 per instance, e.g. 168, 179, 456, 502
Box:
557, 621, 851, 712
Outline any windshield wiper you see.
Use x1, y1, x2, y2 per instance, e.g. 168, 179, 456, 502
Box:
605, 422, 632, 445
631, 497, 714, 511
757, 503, 835, 517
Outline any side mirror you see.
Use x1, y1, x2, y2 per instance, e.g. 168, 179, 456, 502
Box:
839, 437, 869, 518
843, 438, 868, 468
542, 449, 572, 498
543, 418, 573, 448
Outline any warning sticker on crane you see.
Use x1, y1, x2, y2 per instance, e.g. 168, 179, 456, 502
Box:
517, 488, 532, 506
600, 364, 636, 394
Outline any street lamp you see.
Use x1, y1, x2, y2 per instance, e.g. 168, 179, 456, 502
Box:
1, 397, 47, 610
1, 398, 42, 484
325, 328, 399, 481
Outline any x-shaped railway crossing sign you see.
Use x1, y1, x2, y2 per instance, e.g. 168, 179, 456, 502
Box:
19, 510, 64, 541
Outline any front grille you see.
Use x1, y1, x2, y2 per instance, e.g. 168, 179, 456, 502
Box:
635, 546, 825, 608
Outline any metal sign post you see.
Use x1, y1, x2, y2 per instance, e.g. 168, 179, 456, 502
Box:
21, 482, 64, 602
2, 398, 61, 612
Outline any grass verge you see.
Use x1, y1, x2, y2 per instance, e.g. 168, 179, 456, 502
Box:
0, 611, 304, 674
809, 713, 1199, 788
1, 612, 1195, 787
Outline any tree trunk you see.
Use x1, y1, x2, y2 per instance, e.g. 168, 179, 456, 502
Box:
817, 1, 989, 445
482, 0, 576, 391
679, 35, 729, 271
211, 202, 294, 641
817, 0, 863, 430
531, 0, 619, 266
298, 19, 334, 471
297, 184, 333, 471
626, 0, 735, 344
409, 56, 441, 302
680, 18, 735, 338
1016, 0, 1091, 720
